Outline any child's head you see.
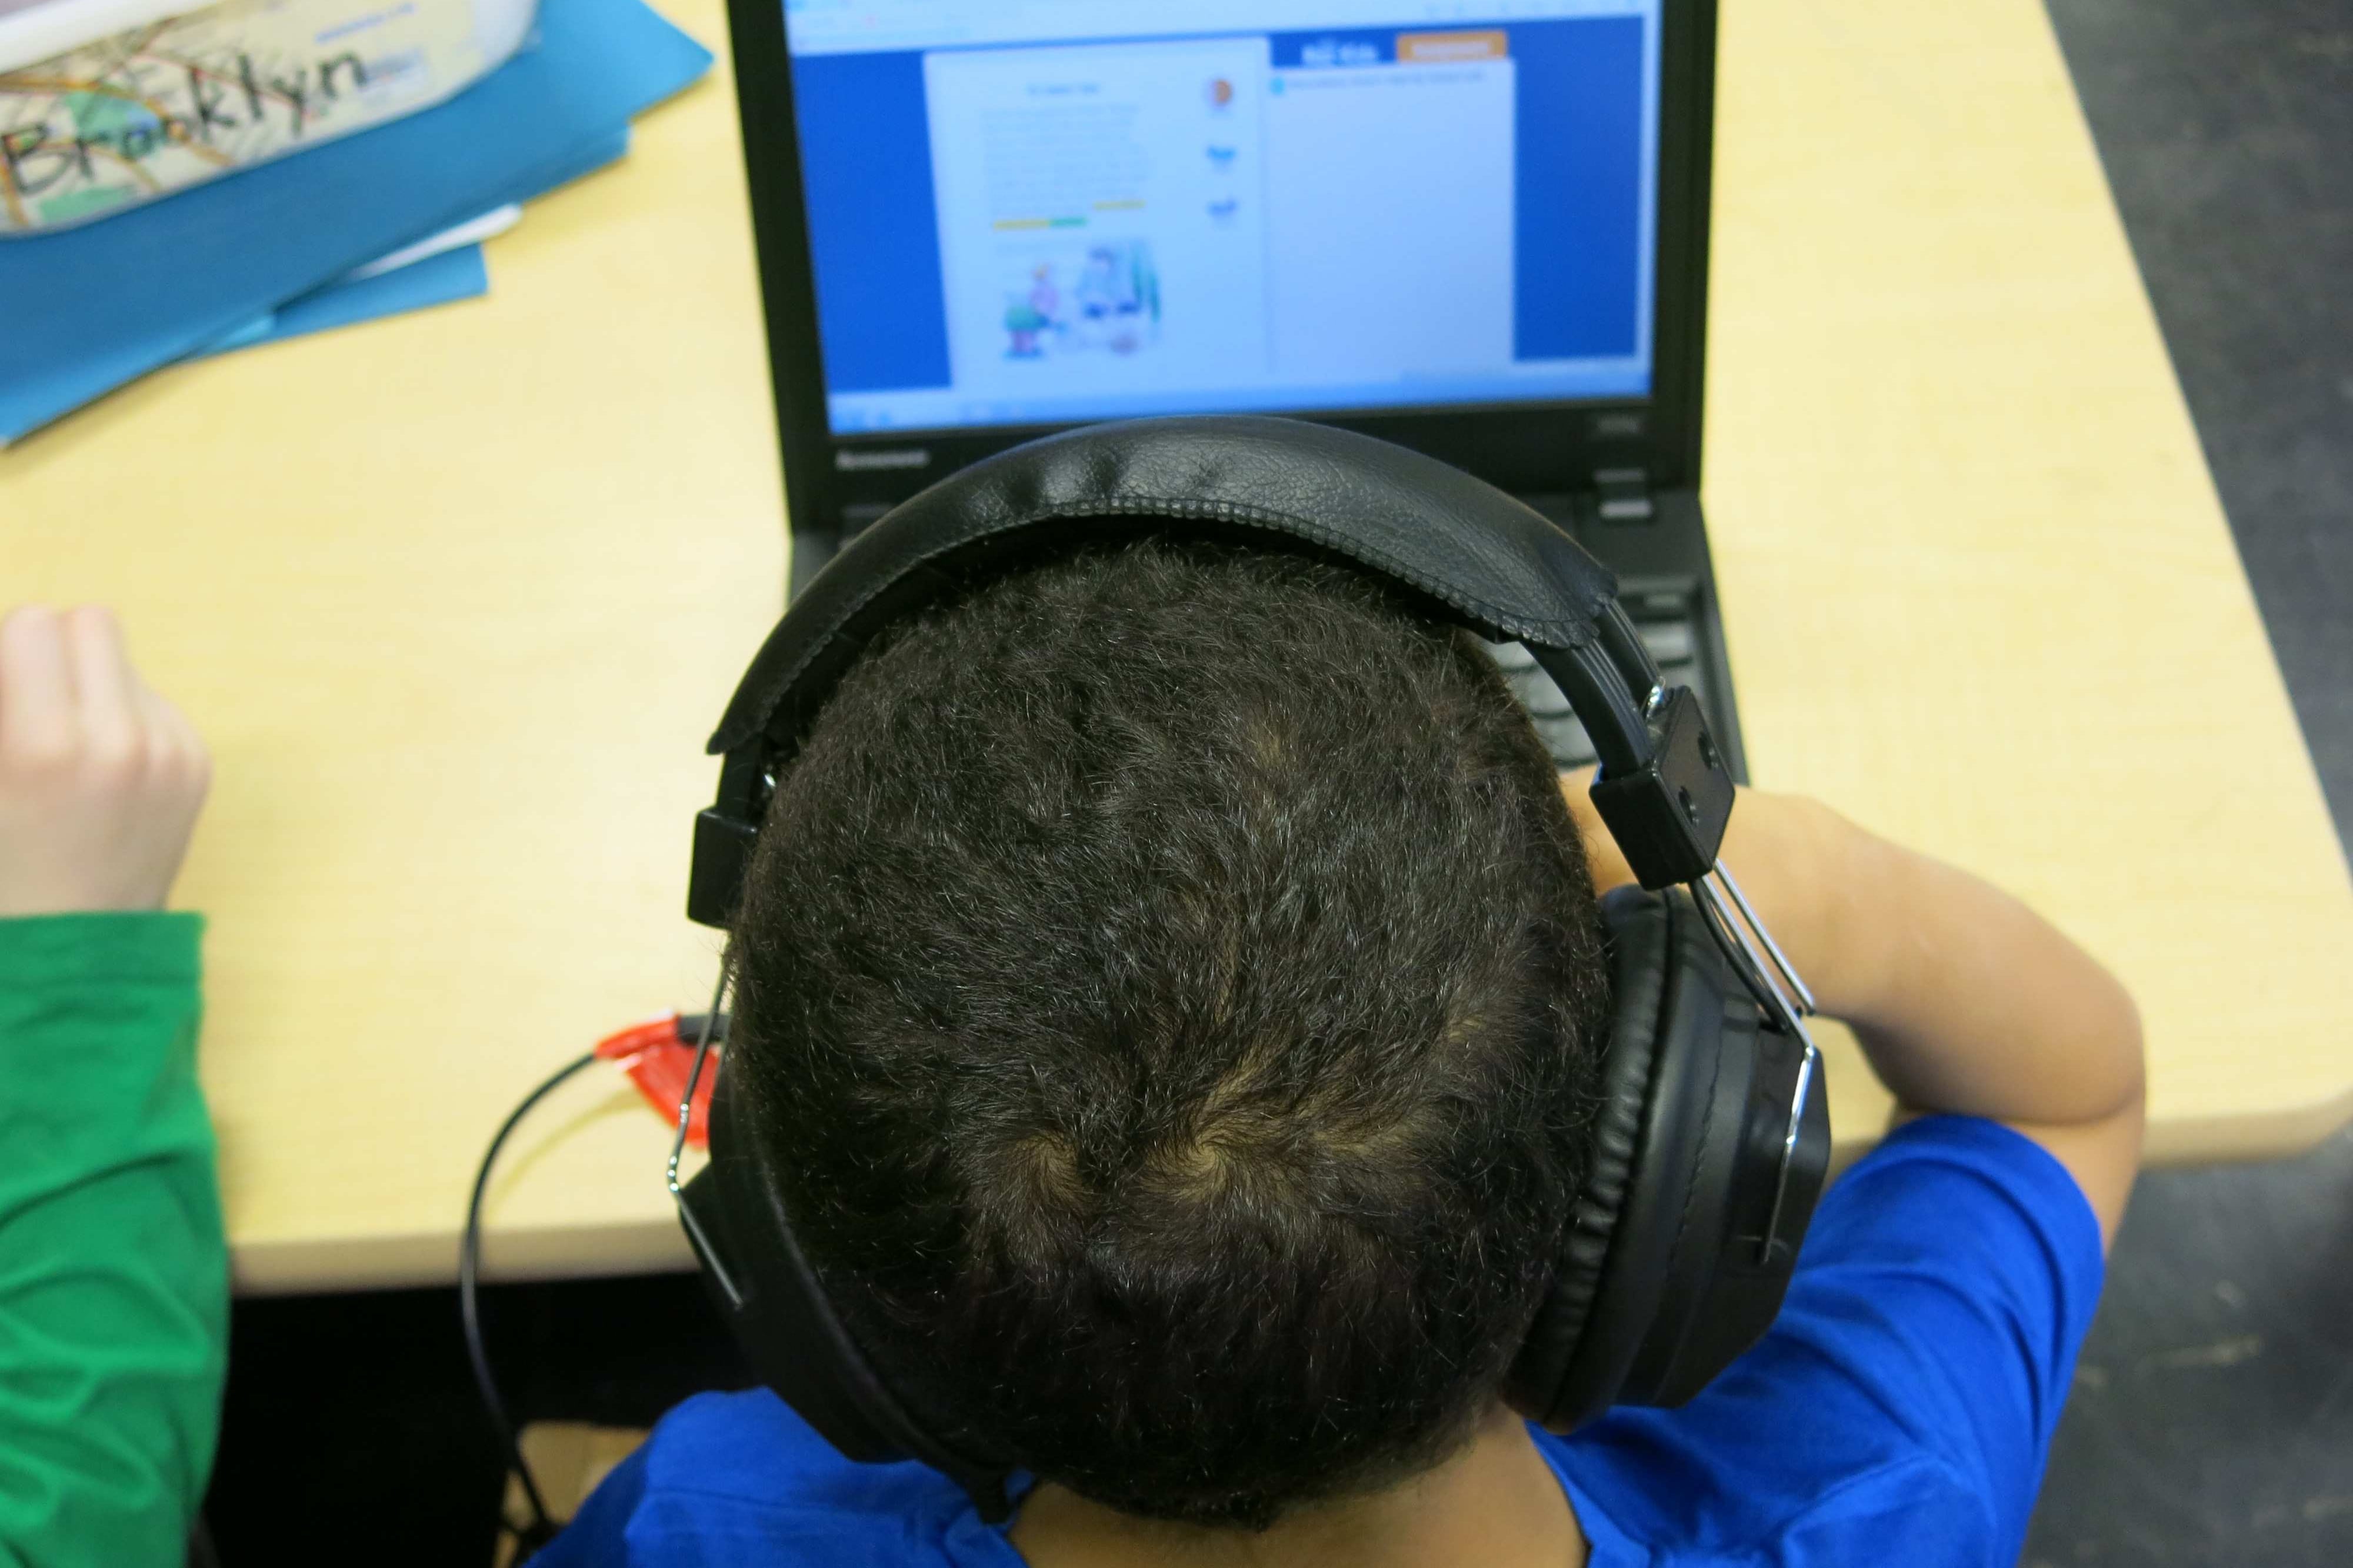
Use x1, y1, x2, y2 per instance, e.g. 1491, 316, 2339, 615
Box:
725, 540, 1609, 1529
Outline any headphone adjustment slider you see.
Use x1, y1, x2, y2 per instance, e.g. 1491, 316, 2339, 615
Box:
688, 748, 776, 928
1587, 685, 1735, 890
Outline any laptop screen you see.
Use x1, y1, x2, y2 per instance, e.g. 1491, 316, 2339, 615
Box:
784, 1, 1662, 436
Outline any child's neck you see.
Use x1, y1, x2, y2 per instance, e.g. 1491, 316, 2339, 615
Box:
1006, 1403, 1589, 1568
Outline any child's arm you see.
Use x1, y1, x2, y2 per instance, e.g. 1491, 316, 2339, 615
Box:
1565, 775, 2146, 1247
0, 605, 222, 1567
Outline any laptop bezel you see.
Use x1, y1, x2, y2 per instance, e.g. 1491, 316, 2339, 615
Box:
721, 0, 1718, 534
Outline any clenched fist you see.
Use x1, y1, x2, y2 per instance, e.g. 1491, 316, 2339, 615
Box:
0, 606, 211, 917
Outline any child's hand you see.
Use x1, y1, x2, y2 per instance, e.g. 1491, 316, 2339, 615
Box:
0, 606, 211, 917
1557, 766, 1639, 893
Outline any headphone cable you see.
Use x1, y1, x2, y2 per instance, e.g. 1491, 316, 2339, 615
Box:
461, 1049, 599, 1553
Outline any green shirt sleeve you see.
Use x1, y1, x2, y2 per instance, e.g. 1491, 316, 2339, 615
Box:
0, 913, 225, 1568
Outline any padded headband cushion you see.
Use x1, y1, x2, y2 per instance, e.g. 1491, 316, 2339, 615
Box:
707, 415, 1619, 759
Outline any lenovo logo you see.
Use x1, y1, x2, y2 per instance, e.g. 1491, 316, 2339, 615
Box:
834, 448, 932, 472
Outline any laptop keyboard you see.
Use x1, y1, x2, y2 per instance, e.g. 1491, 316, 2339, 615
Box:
1479, 613, 1708, 771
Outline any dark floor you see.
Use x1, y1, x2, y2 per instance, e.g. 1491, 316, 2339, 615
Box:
2026, 2, 2353, 1563
204, 1273, 746, 1563
2027, 1127, 2353, 1567
203, 4, 2353, 1562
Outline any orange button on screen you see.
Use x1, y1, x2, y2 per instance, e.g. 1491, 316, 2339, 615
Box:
1396, 30, 1508, 63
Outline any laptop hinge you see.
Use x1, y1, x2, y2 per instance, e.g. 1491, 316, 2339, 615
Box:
1594, 467, 1655, 523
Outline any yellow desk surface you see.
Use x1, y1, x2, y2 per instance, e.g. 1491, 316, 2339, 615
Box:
8, 0, 2352, 1292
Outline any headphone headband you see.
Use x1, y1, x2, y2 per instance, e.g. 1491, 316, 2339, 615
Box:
688, 416, 1734, 928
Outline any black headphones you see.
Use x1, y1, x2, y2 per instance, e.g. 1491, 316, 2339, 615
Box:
673, 415, 1831, 1522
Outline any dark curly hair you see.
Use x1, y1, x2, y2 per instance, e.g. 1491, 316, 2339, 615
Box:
727, 539, 1610, 1529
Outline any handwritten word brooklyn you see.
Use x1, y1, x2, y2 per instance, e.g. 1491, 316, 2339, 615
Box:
1, 48, 372, 198
0, 0, 505, 233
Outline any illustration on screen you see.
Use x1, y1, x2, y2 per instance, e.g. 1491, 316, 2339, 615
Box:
1002, 242, 1162, 359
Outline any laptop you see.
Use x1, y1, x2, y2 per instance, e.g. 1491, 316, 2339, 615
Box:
722, 0, 1746, 780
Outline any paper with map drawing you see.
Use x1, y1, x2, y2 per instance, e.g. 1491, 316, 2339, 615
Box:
0, 0, 532, 235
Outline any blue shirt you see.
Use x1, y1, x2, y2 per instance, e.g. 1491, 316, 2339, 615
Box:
541, 1116, 2104, 1567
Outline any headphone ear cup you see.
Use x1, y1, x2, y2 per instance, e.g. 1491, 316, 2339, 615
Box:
1505, 886, 1677, 1428
684, 1072, 917, 1464
682, 1066, 1016, 1518
1620, 960, 1831, 1406
1509, 885, 1828, 1430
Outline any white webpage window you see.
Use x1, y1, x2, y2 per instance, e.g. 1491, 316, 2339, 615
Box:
1264, 42, 1516, 386
923, 38, 1274, 403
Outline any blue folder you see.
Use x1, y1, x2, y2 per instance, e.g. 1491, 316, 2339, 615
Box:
0, 0, 709, 444
202, 245, 492, 357
200, 128, 632, 358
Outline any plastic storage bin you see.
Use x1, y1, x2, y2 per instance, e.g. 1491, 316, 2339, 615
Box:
0, 0, 535, 235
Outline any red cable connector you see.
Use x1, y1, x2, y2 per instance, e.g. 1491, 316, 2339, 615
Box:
594, 1013, 721, 1149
